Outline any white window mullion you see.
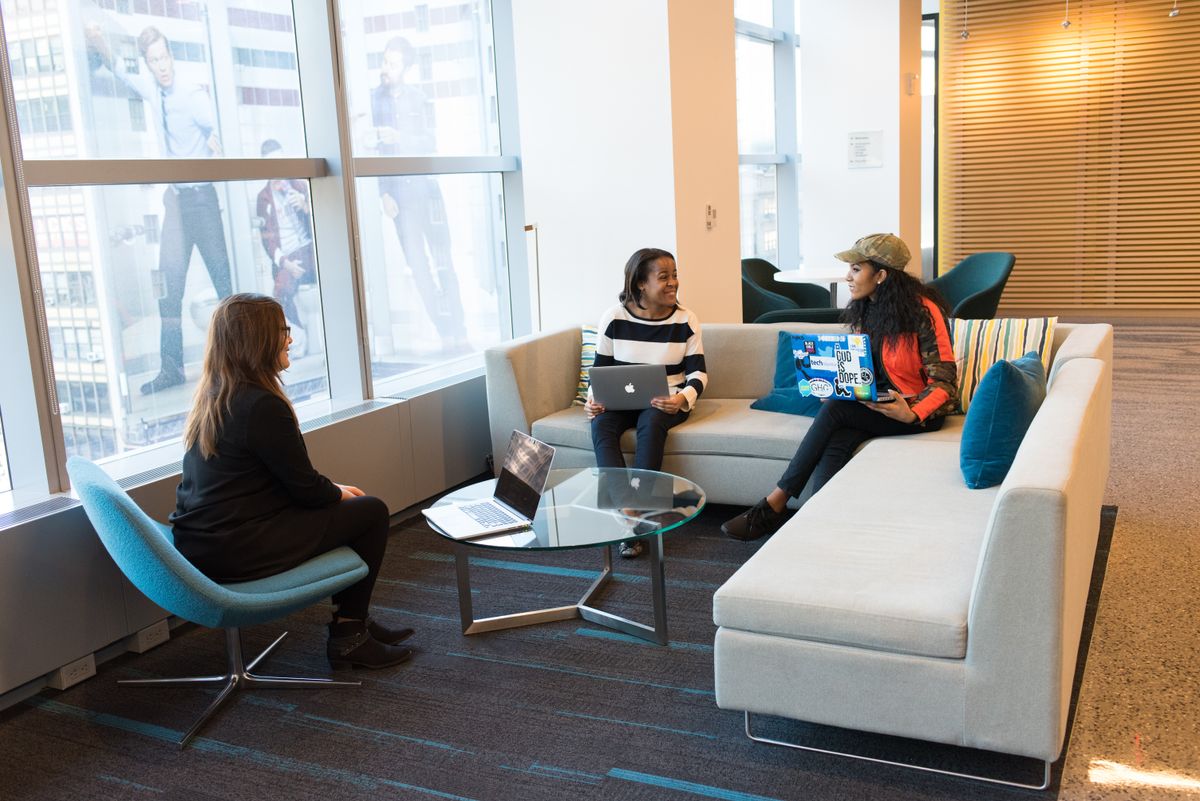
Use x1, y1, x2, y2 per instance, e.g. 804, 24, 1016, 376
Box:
773, 0, 800, 270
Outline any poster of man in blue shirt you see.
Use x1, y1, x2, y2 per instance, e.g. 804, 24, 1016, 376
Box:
85, 23, 233, 395
370, 36, 469, 355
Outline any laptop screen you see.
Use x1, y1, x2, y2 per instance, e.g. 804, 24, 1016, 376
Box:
494, 431, 555, 519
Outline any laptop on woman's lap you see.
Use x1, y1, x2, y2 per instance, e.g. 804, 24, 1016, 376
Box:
588, 364, 670, 410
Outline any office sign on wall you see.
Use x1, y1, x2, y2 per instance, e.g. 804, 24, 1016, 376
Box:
847, 130, 883, 169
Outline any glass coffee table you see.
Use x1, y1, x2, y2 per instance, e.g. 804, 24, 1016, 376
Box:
426, 467, 705, 646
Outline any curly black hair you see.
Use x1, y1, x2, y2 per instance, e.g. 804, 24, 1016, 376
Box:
840, 260, 949, 345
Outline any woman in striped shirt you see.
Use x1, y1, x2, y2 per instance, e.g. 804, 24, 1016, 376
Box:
585, 248, 707, 557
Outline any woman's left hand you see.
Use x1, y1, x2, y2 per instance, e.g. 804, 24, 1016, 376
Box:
862, 391, 919, 423
336, 483, 365, 501
650, 394, 686, 415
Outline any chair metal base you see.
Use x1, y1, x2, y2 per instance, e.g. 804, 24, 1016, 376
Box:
118, 628, 359, 748
744, 712, 1052, 791
455, 536, 669, 645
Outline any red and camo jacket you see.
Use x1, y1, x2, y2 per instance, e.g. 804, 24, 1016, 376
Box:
876, 295, 959, 422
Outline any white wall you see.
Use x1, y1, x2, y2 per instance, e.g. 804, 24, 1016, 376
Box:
799, 0, 922, 290
511, 1, 677, 332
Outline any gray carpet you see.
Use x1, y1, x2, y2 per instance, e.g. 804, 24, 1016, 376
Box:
0, 504, 1116, 801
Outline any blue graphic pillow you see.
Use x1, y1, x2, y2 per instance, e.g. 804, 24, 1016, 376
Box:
960, 351, 1047, 489
750, 331, 823, 417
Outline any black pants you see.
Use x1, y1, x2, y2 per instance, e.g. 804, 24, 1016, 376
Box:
158, 184, 233, 375
272, 243, 317, 329
191, 496, 390, 622
591, 407, 689, 470
777, 401, 944, 498
380, 175, 465, 341
300, 496, 390, 620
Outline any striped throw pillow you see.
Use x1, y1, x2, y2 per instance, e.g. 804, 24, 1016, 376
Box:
573, 325, 599, 406
951, 317, 1057, 413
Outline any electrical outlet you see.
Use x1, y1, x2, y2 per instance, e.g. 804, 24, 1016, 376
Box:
126, 619, 171, 654
47, 653, 96, 690
705, 204, 717, 231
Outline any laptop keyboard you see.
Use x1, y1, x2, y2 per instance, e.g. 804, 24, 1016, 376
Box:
461, 501, 520, 527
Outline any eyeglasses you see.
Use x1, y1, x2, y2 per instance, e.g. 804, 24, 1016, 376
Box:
282, 326, 292, 337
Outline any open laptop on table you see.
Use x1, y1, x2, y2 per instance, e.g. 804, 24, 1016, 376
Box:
791, 332, 897, 403
422, 431, 555, 540
588, 364, 670, 410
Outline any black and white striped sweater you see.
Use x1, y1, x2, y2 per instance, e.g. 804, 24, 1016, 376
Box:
591, 304, 707, 410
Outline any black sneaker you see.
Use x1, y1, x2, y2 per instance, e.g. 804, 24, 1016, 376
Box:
721, 499, 787, 541
327, 620, 412, 670
139, 369, 185, 395
365, 617, 414, 646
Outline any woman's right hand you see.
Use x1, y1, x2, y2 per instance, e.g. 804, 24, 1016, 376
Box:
584, 399, 605, 420
337, 483, 365, 501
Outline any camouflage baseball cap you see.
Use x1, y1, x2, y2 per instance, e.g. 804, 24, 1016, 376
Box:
834, 233, 911, 269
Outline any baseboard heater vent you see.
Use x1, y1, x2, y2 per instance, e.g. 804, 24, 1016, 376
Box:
117, 462, 184, 490
301, 399, 396, 432
0, 495, 79, 531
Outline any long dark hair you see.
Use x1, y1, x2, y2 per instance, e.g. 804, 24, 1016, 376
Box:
184, 294, 292, 459
618, 247, 675, 310
841, 261, 949, 345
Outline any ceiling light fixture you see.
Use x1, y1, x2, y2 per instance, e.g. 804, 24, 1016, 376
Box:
1062, 0, 1072, 28
961, 0, 970, 39
1169, 0, 1180, 16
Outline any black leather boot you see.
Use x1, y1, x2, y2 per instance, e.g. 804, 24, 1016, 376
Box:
327, 620, 412, 670
366, 616, 415, 645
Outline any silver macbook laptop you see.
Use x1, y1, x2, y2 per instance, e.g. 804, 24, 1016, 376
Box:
422, 431, 555, 540
588, 364, 670, 410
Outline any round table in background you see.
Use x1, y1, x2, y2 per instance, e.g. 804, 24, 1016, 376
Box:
773, 266, 846, 308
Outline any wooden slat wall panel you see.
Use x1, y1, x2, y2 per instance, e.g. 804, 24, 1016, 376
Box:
940, 0, 1200, 313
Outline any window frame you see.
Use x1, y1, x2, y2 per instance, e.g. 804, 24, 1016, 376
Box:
734, 0, 799, 270
0, 0, 529, 498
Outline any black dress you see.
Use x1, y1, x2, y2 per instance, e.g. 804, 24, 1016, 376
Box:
170, 384, 342, 582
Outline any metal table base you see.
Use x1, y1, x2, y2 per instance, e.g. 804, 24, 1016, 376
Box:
454, 533, 668, 645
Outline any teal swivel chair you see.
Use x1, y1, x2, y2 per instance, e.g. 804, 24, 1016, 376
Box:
928, 252, 1016, 318
742, 257, 831, 309
752, 306, 845, 325
742, 275, 801, 322
68, 457, 369, 748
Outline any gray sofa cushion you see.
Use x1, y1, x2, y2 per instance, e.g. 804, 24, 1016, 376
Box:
714, 437, 999, 659
532, 399, 817, 460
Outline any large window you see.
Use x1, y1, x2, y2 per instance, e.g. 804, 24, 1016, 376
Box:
2, 0, 329, 463
0, 0, 526, 491
734, 1, 800, 269
338, 0, 512, 389
921, 13, 937, 278
28, 179, 328, 460
9, 1, 307, 159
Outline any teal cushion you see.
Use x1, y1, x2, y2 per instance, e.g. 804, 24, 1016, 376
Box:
750, 331, 823, 417
960, 351, 1046, 489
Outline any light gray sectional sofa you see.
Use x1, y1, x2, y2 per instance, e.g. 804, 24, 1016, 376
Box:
484, 321, 1113, 786
486, 322, 872, 506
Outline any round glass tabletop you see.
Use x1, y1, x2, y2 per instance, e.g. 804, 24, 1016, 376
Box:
429, 467, 706, 551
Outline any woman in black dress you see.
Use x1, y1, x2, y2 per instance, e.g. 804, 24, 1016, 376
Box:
170, 293, 412, 669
